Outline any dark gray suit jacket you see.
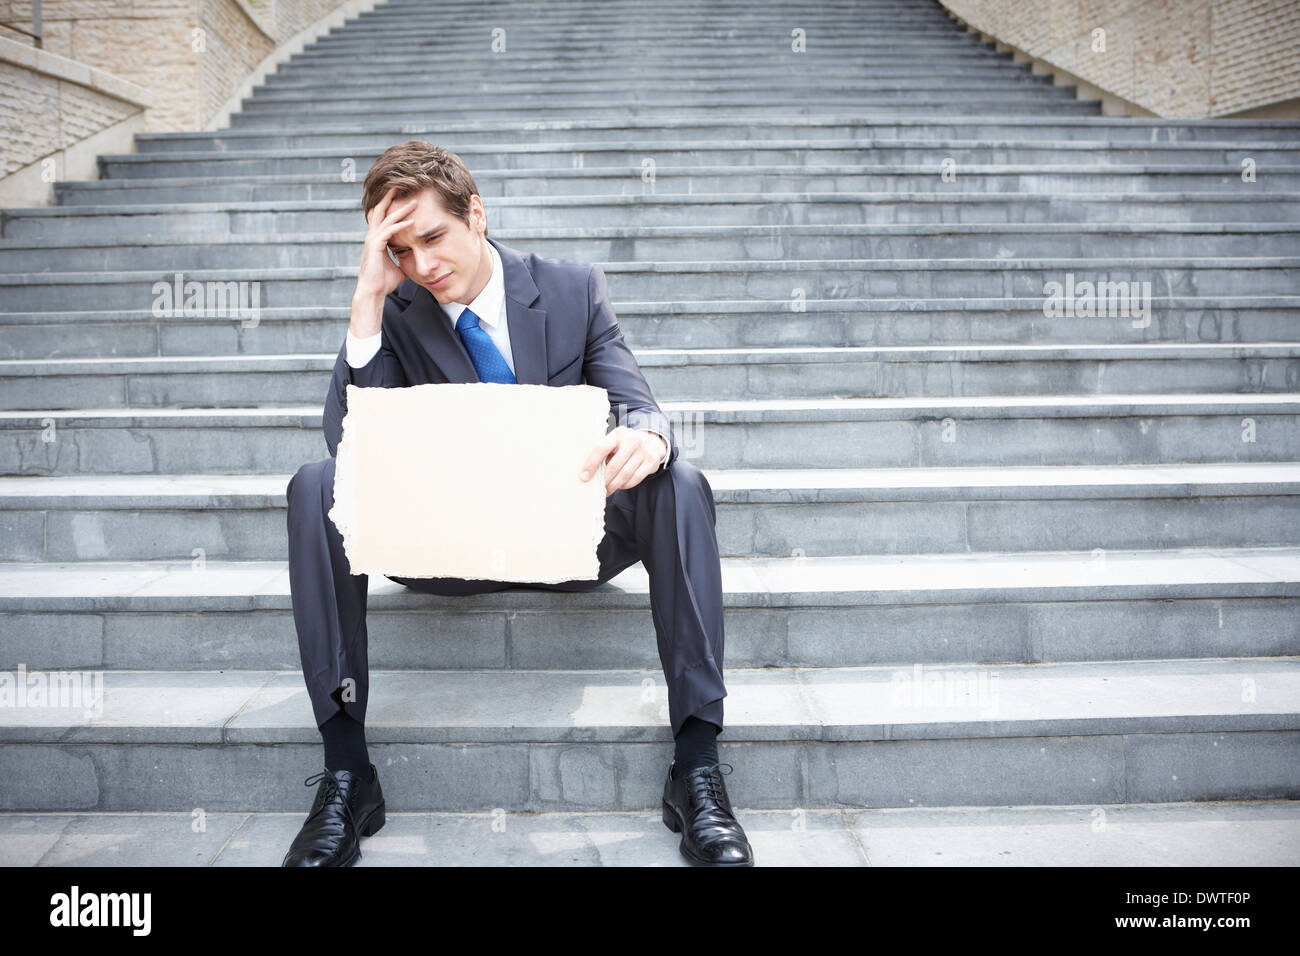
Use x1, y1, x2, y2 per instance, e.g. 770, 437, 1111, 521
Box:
322, 236, 679, 471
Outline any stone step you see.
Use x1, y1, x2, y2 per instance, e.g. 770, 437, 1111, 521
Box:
225, 101, 1103, 129
2, 396, 1298, 474
357, 0, 922, 10
3, 299, 1294, 360
0, 657, 1295, 810
257, 64, 1052, 90
295, 16, 981, 37
235, 78, 1082, 106
359, 0, 957, 9
323, 13, 964, 31
3, 800, 1297, 866
320, 22, 965, 40
0, 257, 1292, 311
9, 195, 1295, 243
247, 77, 1064, 105
270, 55, 1032, 79
3, 547, 1296, 672
6, 224, 1299, 273
3, 346, 1299, 409
281, 40, 1034, 62
322, 14, 963, 30
1, 463, 1297, 562
282, 50, 1013, 69
126, 117, 1300, 154
44, 166, 1300, 207
108, 137, 1300, 168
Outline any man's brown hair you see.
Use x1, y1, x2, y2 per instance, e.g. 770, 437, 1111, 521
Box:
361, 141, 486, 237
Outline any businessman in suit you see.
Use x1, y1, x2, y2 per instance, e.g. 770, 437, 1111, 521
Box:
281, 142, 752, 867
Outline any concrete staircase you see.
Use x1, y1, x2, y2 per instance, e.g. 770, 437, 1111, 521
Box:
1, 0, 1298, 865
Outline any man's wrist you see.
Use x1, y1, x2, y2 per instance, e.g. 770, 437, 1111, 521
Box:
349, 289, 385, 338
640, 429, 669, 467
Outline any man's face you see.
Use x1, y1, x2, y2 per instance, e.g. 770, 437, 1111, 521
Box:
384, 187, 491, 305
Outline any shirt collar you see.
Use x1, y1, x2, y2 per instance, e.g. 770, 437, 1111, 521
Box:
441, 239, 504, 330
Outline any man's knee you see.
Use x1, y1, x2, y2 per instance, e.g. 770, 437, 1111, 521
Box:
287, 456, 336, 504
667, 457, 716, 522
668, 456, 710, 494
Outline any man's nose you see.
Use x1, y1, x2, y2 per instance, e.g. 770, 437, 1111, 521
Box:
414, 247, 440, 276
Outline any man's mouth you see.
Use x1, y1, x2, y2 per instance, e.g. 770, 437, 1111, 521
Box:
429, 271, 452, 288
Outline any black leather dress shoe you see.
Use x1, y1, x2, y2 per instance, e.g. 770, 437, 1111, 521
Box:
281, 764, 386, 867
662, 760, 754, 866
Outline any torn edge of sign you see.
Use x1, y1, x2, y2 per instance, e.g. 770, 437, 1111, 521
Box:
327, 381, 610, 584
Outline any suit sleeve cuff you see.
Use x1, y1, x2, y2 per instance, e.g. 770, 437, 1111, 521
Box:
345, 328, 383, 369
639, 428, 671, 469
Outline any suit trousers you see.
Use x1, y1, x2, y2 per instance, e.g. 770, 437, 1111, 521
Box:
285, 455, 727, 739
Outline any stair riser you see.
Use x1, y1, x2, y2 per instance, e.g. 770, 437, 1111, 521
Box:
1, 266, 1292, 310
5, 596, 1296, 672
2, 494, 1296, 562
3, 308, 1294, 360
128, 120, 1300, 155
282, 42, 1035, 62
7, 232, 1299, 273
215, 116, 1300, 140
2, 733, 1295, 811
11, 200, 1296, 242
234, 88, 1085, 114
248, 78, 1066, 103
227, 104, 1105, 130
49, 171, 1300, 206
308, 24, 967, 41
2, 414, 1297, 474
4, 357, 1300, 410
257, 67, 1056, 90
106, 145, 1300, 167
235, 104, 1106, 130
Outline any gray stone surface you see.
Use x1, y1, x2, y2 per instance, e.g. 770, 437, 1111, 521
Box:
0, 662, 1295, 811
2, 800, 1296, 866
0, 0, 1297, 841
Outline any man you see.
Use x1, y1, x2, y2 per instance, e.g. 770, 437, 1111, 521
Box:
282, 141, 752, 867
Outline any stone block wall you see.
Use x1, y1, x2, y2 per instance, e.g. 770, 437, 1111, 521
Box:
939, 0, 1300, 118
0, 0, 360, 203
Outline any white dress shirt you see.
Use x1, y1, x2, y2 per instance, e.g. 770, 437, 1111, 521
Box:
345, 240, 670, 468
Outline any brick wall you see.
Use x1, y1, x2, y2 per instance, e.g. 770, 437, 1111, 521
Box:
0, 0, 353, 132
1, 0, 362, 203
939, 0, 1300, 118
0, 56, 138, 176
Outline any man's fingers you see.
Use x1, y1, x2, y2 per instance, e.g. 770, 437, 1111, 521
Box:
607, 455, 656, 496
603, 445, 635, 492
369, 186, 397, 226
378, 216, 414, 242
370, 188, 416, 230
385, 198, 417, 226
579, 433, 617, 480
579, 428, 661, 493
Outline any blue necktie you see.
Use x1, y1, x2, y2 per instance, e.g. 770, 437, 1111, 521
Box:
455, 307, 516, 384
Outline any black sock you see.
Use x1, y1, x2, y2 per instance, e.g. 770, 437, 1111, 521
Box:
320, 708, 372, 780
672, 715, 720, 777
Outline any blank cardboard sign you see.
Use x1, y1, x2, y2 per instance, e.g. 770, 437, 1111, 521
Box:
328, 382, 611, 583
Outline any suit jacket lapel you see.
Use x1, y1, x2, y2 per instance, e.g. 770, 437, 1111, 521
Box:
397, 236, 549, 387
494, 237, 549, 387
